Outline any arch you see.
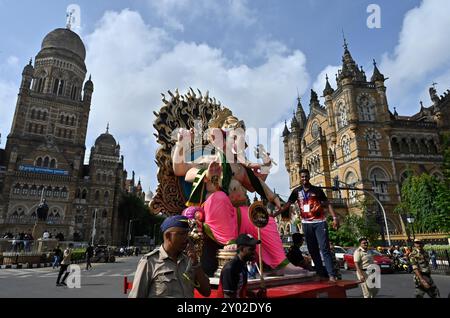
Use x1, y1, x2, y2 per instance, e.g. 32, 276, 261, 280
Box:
36, 157, 43, 167
53, 187, 60, 198
37, 110, 41, 120
336, 100, 348, 129
50, 159, 56, 169
45, 186, 52, 197
94, 190, 100, 202
81, 189, 88, 200
419, 139, 429, 154
104, 191, 109, 204
75, 188, 81, 199
61, 187, 68, 198
30, 185, 37, 196
102, 209, 108, 218
42, 111, 47, 121
369, 167, 390, 201
31, 109, 36, 119
22, 184, 29, 196
60, 114, 64, 124
341, 134, 351, 162
13, 183, 21, 195
364, 128, 381, 155
391, 137, 400, 153
344, 170, 358, 204
43, 156, 50, 168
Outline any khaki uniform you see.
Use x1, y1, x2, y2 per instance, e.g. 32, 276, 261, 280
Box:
409, 247, 440, 298
353, 247, 378, 298
128, 245, 196, 298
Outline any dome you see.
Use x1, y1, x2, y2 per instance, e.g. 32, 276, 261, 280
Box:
41, 28, 86, 60
95, 132, 117, 147
145, 189, 154, 202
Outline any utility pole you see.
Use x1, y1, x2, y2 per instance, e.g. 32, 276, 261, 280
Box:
91, 208, 97, 246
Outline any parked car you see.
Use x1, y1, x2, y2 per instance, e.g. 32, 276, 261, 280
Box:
333, 246, 347, 261
343, 248, 393, 273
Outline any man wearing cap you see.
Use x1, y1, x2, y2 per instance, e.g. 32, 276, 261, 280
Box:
353, 237, 379, 298
128, 215, 211, 298
409, 238, 440, 298
218, 234, 260, 298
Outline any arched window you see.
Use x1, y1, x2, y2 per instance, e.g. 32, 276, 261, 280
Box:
365, 130, 380, 156
37, 110, 41, 120
357, 94, 375, 121
53, 187, 60, 198
102, 174, 107, 182
345, 172, 358, 204
410, 138, 419, 154
42, 112, 47, 121
341, 135, 351, 162
22, 185, 29, 196
419, 139, 429, 154
370, 168, 389, 201
70, 117, 75, 126
337, 102, 348, 129
75, 188, 81, 199
43, 156, 50, 168
104, 191, 109, 204
95, 190, 100, 202
391, 137, 400, 153
65, 116, 69, 125
30, 185, 37, 196
70, 86, 78, 101
36, 77, 46, 93
50, 159, 56, 168
61, 187, 68, 199
31, 109, 35, 119
102, 209, 108, 218
13, 183, 21, 195
45, 186, 52, 197
429, 140, 438, 154
81, 189, 88, 200
400, 138, 409, 153
36, 157, 43, 167
60, 114, 64, 124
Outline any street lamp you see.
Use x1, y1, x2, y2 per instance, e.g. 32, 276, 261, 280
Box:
127, 219, 138, 248
406, 215, 415, 242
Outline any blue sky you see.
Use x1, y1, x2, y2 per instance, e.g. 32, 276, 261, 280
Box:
1, 0, 449, 200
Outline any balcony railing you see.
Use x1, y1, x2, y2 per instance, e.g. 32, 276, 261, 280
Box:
4, 216, 64, 225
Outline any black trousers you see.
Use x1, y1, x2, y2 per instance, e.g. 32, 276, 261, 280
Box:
57, 264, 70, 284
201, 235, 223, 277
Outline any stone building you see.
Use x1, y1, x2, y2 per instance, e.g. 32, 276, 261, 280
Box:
0, 27, 131, 245
282, 41, 449, 236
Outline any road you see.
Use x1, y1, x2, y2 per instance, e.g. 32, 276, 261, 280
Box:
0, 256, 140, 298
0, 257, 449, 298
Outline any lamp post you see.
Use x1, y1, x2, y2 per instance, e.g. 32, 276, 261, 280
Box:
127, 219, 137, 248
91, 208, 97, 246
406, 215, 415, 244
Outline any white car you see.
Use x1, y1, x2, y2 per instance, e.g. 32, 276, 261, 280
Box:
333, 246, 347, 262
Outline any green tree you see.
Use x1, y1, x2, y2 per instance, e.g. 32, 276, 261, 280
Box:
328, 213, 379, 247
395, 174, 450, 233
118, 193, 165, 245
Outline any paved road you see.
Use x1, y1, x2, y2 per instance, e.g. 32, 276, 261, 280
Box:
1, 257, 449, 298
342, 269, 450, 298
0, 256, 141, 298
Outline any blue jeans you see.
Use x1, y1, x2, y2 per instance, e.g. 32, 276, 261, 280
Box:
302, 221, 335, 278
53, 256, 60, 268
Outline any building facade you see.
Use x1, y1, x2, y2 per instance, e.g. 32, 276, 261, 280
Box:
282, 42, 449, 236
0, 27, 131, 245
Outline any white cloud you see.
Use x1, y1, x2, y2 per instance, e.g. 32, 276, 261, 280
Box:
84, 9, 309, 192
380, 0, 450, 113
7, 56, 19, 67
147, 0, 256, 31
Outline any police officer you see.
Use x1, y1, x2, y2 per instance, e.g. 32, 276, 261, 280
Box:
353, 237, 378, 298
128, 215, 211, 298
409, 238, 440, 298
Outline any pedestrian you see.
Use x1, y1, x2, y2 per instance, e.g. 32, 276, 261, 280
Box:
429, 249, 438, 270
85, 243, 94, 270
52, 245, 62, 269
217, 233, 260, 298
276, 168, 340, 282
286, 232, 312, 270
409, 239, 440, 298
56, 243, 73, 287
128, 215, 210, 298
353, 237, 379, 298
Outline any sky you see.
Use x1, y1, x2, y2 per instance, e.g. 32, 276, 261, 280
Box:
1, 0, 450, 201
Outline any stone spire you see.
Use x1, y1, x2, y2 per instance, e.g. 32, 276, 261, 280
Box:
282, 120, 290, 137
323, 74, 334, 96
371, 59, 385, 82
295, 95, 307, 130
